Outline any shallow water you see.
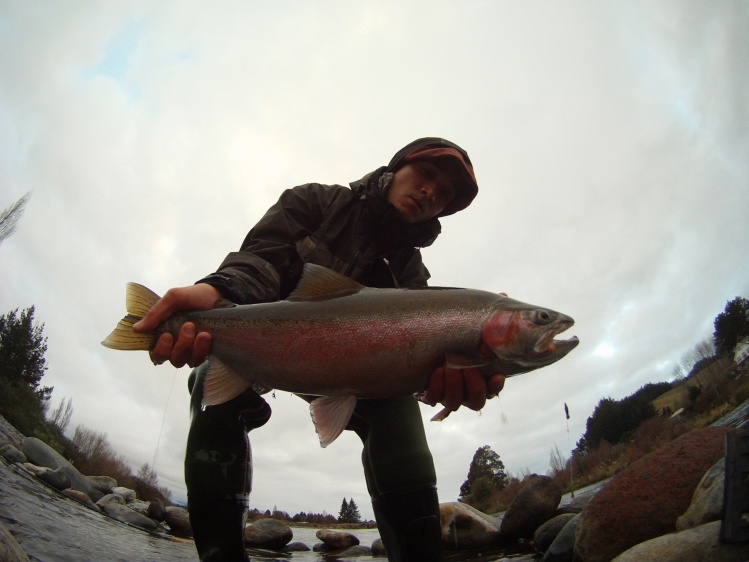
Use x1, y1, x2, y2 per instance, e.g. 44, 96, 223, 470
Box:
0, 457, 535, 561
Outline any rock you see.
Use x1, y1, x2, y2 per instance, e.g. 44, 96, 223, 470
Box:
612, 520, 749, 562
20, 439, 104, 501
543, 513, 579, 562
112, 486, 136, 502
243, 518, 292, 548
128, 499, 151, 517
61, 489, 100, 511
37, 467, 72, 491
315, 528, 359, 549
148, 499, 167, 522
20, 437, 68, 470
0, 521, 30, 562
500, 475, 562, 540
371, 537, 386, 556
313, 542, 333, 552
0, 444, 26, 464
439, 501, 502, 549
557, 487, 599, 514
575, 426, 732, 562
165, 506, 192, 538
676, 457, 725, 531
533, 513, 576, 554
89, 475, 117, 494
333, 544, 372, 557
100, 502, 158, 531
97, 493, 126, 508
55, 465, 104, 502
283, 541, 311, 552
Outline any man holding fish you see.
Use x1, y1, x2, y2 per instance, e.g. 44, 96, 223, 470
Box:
127, 138, 525, 561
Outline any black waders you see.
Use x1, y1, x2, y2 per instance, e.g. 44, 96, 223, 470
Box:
185, 365, 271, 562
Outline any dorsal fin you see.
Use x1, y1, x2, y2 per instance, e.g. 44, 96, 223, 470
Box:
288, 263, 364, 301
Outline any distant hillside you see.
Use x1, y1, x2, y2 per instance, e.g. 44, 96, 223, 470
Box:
652, 356, 734, 415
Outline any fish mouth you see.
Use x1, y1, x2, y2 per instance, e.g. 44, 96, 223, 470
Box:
533, 320, 579, 358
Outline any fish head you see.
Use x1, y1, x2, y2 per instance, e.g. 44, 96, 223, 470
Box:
481, 298, 579, 376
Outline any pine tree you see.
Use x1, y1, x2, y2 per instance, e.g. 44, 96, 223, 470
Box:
0, 306, 52, 436
338, 498, 349, 522
347, 498, 361, 523
714, 297, 749, 356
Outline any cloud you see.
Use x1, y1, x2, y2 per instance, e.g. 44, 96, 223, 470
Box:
1, 1, 747, 521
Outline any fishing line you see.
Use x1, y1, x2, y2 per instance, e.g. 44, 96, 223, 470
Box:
152, 367, 179, 472
565, 403, 575, 498
498, 395, 509, 425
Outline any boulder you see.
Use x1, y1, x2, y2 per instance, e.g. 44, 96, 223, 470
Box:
89, 475, 117, 494
371, 537, 386, 556
97, 493, 126, 508
500, 475, 562, 539
165, 506, 192, 538
283, 541, 311, 552
533, 513, 576, 554
575, 426, 732, 562
315, 528, 359, 549
543, 513, 579, 562
37, 467, 72, 491
61, 489, 100, 511
676, 457, 725, 531
612, 520, 749, 562
244, 518, 293, 548
99, 503, 158, 531
0, 444, 26, 464
439, 501, 502, 549
128, 499, 151, 517
148, 499, 167, 522
20, 437, 68, 470
55, 465, 103, 502
335, 544, 372, 557
112, 486, 136, 503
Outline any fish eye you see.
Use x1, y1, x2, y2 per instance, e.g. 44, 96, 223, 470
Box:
535, 310, 553, 324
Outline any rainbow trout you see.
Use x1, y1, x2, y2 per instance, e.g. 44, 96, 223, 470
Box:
103, 264, 578, 446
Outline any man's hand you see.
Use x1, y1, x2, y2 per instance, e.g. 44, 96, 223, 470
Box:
132, 283, 222, 369
421, 364, 506, 412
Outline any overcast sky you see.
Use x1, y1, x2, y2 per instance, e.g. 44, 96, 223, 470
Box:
1, 1, 747, 520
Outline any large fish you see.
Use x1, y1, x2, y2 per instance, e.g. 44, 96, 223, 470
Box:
103, 264, 578, 446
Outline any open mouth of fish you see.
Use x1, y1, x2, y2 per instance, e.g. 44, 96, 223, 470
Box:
534, 322, 579, 357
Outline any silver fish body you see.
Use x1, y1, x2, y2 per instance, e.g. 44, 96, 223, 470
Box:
103, 264, 579, 445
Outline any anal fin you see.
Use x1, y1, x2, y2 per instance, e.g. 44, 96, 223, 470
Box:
309, 395, 358, 448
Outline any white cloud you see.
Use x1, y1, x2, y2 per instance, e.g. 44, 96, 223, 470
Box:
1, 0, 747, 522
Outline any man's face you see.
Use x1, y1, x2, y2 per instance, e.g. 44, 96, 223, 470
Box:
386, 161, 456, 223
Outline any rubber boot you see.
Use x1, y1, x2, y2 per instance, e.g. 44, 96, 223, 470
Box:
185, 366, 271, 562
371, 485, 443, 562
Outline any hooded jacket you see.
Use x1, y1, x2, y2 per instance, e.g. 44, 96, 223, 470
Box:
198, 138, 475, 304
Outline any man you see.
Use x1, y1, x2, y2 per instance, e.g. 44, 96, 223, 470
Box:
135, 137, 506, 561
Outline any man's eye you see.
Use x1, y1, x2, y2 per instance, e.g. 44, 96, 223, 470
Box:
419, 163, 436, 179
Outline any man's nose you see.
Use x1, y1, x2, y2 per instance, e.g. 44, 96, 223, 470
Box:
420, 182, 437, 201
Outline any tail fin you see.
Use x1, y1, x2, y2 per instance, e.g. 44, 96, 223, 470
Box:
101, 283, 161, 350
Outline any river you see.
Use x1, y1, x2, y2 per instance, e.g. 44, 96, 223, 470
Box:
0, 456, 535, 561
4, 396, 746, 561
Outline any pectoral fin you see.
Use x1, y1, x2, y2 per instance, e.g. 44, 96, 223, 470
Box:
201, 356, 253, 407
445, 352, 493, 370
309, 395, 358, 448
